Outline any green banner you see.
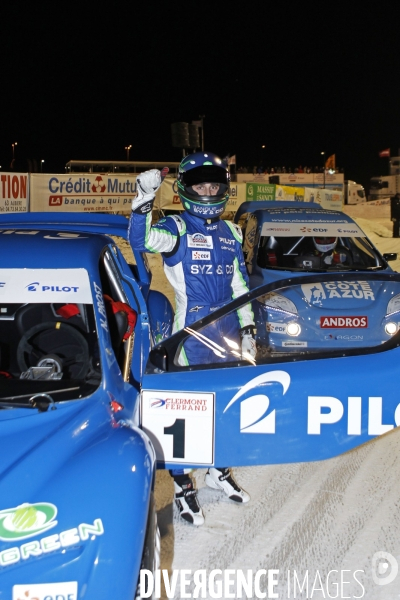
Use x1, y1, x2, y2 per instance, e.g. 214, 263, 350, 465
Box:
246, 183, 275, 201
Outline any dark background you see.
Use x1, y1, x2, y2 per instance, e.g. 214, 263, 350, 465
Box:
1, 3, 398, 191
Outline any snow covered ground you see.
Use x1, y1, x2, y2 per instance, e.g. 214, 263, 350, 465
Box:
143, 214, 400, 600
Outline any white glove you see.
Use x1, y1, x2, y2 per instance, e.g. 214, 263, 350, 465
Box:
240, 326, 257, 360
132, 169, 162, 212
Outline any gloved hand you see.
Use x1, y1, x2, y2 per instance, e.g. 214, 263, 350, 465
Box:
240, 325, 257, 360
132, 169, 162, 213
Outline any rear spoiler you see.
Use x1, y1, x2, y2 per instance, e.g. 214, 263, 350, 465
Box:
0, 212, 129, 238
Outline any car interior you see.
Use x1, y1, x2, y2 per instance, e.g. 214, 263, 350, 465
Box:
0, 301, 101, 407
256, 235, 382, 270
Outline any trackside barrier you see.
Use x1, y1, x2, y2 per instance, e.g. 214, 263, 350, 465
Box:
1, 172, 344, 215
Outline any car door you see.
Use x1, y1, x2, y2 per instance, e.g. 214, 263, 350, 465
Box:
140, 272, 400, 470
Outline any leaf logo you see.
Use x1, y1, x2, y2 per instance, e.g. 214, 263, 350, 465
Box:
223, 370, 290, 434
0, 502, 57, 541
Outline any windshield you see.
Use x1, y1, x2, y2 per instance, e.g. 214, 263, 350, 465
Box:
256, 234, 383, 271
0, 268, 101, 407
147, 273, 400, 372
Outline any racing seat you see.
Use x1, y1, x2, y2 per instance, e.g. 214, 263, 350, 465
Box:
258, 236, 282, 268
103, 295, 137, 360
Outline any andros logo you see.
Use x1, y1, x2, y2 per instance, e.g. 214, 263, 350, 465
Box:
192, 233, 207, 243
91, 175, 106, 193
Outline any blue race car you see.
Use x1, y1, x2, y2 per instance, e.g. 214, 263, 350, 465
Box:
234, 201, 400, 354
0, 213, 174, 600
2, 211, 400, 599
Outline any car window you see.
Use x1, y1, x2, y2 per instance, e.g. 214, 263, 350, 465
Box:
0, 300, 101, 406
256, 235, 384, 271
146, 273, 400, 372
0, 268, 102, 408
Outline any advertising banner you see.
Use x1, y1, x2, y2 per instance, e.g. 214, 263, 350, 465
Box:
238, 172, 344, 191
246, 183, 276, 201
157, 178, 183, 211
245, 183, 343, 210
0, 172, 29, 212
305, 187, 344, 210
30, 173, 138, 214
275, 185, 305, 201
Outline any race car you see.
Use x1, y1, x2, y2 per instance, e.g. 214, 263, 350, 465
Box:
0, 213, 173, 600
2, 211, 400, 599
233, 201, 400, 353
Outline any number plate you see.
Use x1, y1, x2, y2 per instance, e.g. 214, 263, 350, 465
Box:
141, 390, 215, 465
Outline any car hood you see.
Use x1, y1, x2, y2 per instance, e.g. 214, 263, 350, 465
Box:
0, 397, 154, 598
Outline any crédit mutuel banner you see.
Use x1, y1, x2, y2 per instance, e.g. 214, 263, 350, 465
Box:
31, 174, 247, 214
0, 172, 29, 212
30, 173, 138, 214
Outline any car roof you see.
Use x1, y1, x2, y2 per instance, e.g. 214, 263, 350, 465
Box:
0, 229, 111, 270
0, 213, 151, 287
235, 201, 356, 225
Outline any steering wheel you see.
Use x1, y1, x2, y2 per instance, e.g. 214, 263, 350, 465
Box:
328, 247, 353, 268
17, 322, 90, 379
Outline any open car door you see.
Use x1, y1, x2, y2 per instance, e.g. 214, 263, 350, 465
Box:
140, 272, 400, 469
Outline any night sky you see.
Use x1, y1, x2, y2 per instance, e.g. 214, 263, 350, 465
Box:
1, 3, 399, 191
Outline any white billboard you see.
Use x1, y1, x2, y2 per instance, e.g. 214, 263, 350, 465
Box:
0, 172, 29, 212
30, 173, 138, 213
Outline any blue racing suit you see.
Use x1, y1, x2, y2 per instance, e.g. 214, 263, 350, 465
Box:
128, 208, 254, 366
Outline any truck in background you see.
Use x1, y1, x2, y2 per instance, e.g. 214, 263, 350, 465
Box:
369, 155, 400, 200
344, 180, 366, 204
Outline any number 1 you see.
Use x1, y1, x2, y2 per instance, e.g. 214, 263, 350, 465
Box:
164, 419, 185, 458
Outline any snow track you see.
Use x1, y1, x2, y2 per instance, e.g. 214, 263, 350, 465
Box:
155, 430, 400, 598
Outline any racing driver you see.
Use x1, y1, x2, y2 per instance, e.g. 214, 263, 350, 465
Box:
128, 151, 255, 526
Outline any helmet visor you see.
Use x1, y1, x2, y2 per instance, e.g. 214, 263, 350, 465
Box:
314, 237, 336, 245
181, 165, 229, 187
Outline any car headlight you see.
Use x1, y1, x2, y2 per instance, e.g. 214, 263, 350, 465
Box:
385, 322, 398, 335
259, 292, 298, 315
287, 322, 301, 336
386, 293, 400, 316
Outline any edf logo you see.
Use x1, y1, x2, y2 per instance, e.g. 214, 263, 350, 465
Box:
13, 581, 77, 599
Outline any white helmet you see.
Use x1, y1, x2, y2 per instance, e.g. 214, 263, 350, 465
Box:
313, 236, 337, 253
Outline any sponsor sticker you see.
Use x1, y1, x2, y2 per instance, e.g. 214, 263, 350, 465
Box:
0, 269, 92, 303
302, 281, 375, 303
147, 391, 213, 414
187, 234, 213, 249
282, 341, 308, 347
320, 316, 368, 328
266, 322, 287, 334
13, 582, 78, 600
192, 250, 211, 260
141, 390, 215, 464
